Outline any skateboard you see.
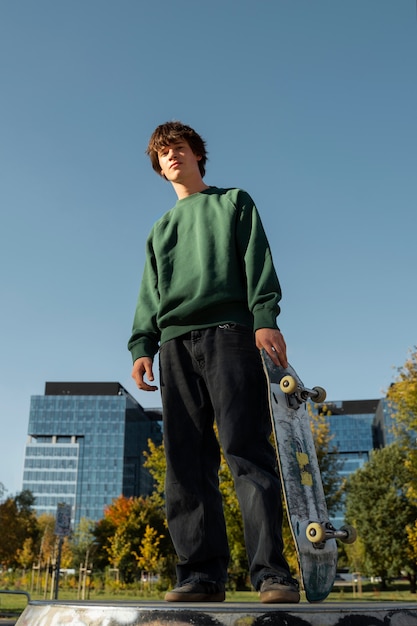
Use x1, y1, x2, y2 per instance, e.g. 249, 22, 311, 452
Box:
261, 351, 356, 602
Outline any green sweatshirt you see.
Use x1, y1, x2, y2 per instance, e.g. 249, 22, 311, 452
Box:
128, 187, 282, 362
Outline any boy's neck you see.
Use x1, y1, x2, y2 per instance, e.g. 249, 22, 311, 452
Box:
172, 180, 210, 200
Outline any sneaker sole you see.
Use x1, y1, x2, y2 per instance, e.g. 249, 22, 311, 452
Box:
165, 591, 226, 602
260, 590, 300, 604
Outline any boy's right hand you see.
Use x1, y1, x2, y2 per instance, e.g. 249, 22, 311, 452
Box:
131, 357, 158, 391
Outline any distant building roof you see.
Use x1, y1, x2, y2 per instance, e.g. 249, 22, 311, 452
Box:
318, 399, 380, 416
45, 381, 131, 396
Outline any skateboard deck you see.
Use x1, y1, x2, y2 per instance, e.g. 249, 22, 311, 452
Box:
262, 351, 341, 602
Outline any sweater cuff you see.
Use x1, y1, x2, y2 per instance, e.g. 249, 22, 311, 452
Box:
129, 338, 158, 363
253, 306, 280, 332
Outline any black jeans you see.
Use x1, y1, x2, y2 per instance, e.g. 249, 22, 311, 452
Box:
159, 324, 291, 590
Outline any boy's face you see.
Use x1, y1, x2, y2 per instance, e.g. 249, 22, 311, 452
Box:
157, 140, 202, 183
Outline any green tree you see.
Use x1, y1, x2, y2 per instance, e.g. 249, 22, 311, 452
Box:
70, 517, 97, 571
15, 489, 36, 513
344, 444, 417, 590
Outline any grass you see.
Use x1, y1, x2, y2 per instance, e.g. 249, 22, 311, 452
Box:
0, 591, 30, 617
1, 582, 416, 617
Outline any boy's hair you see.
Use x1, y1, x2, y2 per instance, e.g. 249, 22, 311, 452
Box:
147, 121, 207, 177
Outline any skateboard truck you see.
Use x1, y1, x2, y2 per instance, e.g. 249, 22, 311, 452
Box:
280, 375, 327, 405
306, 521, 357, 546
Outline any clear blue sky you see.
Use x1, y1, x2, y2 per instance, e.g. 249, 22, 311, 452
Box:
1, 1, 416, 497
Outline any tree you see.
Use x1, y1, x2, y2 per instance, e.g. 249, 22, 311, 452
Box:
133, 524, 164, 581
127, 496, 175, 583
16, 537, 37, 571
143, 440, 167, 511
386, 347, 417, 501
344, 444, 417, 590
94, 495, 137, 577
102, 495, 136, 526
15, 489, 36, 512
36, 514, 58, 567
0, 498, 22, 567
70, 517, 97, 571
106, 522, 133, 582
94, 495, 136, 581
0, 490, 39, 569
405, 523, 417, 589
94, 493, 174, 584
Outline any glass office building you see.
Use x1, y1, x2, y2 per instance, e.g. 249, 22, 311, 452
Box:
373, 398, 398, 447
22, 382, 162, 527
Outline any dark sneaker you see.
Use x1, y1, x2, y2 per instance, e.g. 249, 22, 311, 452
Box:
259, 576, 300, 603
165, 580, 226, 602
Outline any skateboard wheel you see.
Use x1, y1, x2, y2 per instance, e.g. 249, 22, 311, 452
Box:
280, 375, 298, 394
340, 525, 357, 544
306, 522, 326, 543
312, 386, 327, 403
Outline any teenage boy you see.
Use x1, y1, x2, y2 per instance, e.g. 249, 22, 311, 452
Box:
128, 121, 300, 604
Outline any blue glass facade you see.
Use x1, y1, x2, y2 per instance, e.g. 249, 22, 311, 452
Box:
22, 383, 162, 527
373, 398, 397, 447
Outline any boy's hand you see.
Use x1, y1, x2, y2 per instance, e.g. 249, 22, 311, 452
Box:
255, 328, 288, 369
132, 357, 158, 391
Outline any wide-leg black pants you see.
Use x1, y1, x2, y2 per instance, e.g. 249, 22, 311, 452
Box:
159, 324, 291, 590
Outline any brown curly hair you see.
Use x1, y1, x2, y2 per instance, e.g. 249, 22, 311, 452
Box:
146, 121, 208, 177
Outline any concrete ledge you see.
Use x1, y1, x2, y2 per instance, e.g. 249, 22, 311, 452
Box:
15, 600, 417, 626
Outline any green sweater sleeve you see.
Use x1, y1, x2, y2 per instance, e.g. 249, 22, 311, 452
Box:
127, 234, 161, 362
236, 191, 282, 331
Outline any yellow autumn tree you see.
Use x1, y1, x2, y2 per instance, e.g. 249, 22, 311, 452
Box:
143, 440, 167, 511
386, 347, 417, 502
133, 524, 163, 581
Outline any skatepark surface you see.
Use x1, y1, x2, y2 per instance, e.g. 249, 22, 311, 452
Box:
12, 599, 417, 625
